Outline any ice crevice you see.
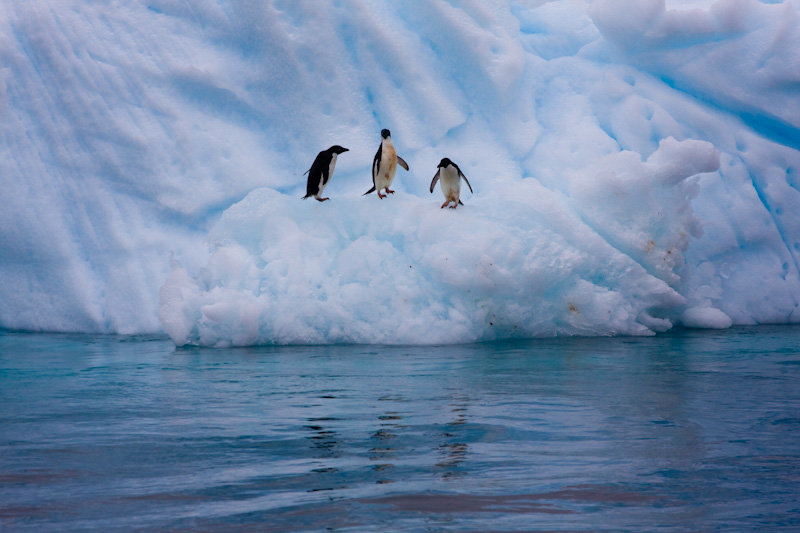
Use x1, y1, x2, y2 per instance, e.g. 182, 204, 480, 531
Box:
748, 168, 800, 277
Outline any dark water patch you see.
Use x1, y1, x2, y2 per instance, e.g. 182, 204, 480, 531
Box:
363, 492, 576, 515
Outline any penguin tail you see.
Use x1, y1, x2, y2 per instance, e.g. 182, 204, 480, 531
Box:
458, 200, 464, 206
362, 186, 376, 196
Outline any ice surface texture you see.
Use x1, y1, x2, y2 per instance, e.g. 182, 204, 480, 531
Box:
2, 0, 799, 344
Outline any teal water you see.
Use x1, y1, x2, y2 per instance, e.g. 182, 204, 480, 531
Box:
1, 327, 799, 531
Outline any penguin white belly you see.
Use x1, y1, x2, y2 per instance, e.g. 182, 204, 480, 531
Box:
439, 166, 461, 204
375, 145, 397, 191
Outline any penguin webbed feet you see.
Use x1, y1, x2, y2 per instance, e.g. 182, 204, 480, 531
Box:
316, 197, 330, 202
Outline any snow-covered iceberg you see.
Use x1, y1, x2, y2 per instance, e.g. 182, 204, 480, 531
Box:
2, 0, 799, 345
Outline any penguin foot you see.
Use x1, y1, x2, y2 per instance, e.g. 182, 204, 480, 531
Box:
385, 188, 395, 195
316, 197, 330, 202
378, 191, 386, 199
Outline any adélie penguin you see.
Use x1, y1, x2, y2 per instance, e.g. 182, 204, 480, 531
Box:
430, 158, 473, 209
363, 129, 409, 199
303, 145, 349, 202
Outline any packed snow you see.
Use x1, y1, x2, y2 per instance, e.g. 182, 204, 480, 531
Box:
2, 0, 799, 346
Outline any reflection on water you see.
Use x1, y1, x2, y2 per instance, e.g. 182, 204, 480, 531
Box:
369, 395, 405, 484
1, 327, 799, 531
436, 391, 470, 479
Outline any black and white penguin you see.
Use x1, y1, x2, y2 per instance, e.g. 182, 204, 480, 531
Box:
363, 129, 409, 199
430, 158, 473, 209
303, 145, 349, 202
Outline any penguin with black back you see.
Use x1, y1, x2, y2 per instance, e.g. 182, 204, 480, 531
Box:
363, 129, 409, 199
303, 145, 349, 202
430, 157, 473, 209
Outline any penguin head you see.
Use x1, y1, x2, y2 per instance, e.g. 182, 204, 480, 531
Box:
381, 129, 391, 139
329, 145, 349, 154
438, 157, 454, 169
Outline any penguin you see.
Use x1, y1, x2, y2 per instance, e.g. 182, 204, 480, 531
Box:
363, 129, 409, 199
430, 158, 473, 209
303, 145, 349, 202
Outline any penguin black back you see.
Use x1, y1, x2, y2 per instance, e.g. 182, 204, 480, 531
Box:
304, 145, 349, 202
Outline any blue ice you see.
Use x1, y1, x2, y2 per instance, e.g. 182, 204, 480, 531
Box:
1, 0, 799, 345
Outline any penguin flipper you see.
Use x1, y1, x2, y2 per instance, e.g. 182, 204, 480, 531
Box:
460, 172, 474, 194
372, 144, 382, 178
429, 171, 440, 193
321, 164, 330, 187
366, 144, 382, 196
398, 156, 409, 171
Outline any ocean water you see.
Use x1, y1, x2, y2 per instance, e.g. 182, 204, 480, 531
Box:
1, 327, 799, 532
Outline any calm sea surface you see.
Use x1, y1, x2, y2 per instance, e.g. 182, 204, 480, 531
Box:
1, 327, 799, 531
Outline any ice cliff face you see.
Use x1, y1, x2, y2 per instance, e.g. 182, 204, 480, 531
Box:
1, 1, 799, 344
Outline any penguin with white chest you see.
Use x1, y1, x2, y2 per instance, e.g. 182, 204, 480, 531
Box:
363, 129, 409, 199
430, 158, 473, 209
302, 145, 349, 202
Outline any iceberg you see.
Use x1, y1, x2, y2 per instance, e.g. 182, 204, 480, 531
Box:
2, 0, 799, 345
